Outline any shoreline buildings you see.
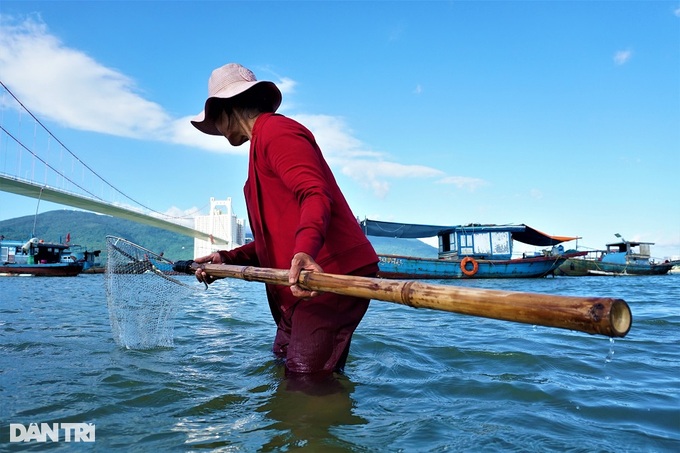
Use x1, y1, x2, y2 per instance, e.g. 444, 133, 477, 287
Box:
193, 197, 246, 259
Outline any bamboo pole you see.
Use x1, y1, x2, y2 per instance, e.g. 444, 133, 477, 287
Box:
180, 262, 632, 338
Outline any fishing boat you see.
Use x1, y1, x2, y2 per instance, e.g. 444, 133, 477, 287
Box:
70, 245, 104, 273
361, 219, 585, 279
0, 237, 84, 276
555, 234, 679, 276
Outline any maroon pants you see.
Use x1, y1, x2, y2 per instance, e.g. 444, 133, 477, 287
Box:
272, 292, 370, 374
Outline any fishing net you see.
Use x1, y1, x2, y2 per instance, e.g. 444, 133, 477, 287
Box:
105, 236, 199, 349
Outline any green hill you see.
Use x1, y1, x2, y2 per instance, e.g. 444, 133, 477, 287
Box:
0, 210, 194, 262
0, 210, 437, 263
367, 235, 438, 258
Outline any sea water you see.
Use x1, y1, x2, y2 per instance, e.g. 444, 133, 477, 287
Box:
0, 274, 678, 451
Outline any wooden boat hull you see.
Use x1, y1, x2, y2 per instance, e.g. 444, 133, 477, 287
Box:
377, 253, 581, 279
0, 263, 84, 277
556, 259, 676, 276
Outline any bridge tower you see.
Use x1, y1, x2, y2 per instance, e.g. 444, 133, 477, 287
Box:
193, 197, 245, 258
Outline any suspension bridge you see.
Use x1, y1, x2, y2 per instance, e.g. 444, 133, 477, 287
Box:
0, 81, 229, 245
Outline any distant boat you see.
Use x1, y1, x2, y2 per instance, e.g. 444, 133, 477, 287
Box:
70, 244, 103, 273
555, 234, 680, 276
106, 249, 179, 275
0, 237, 84, 277
361, 219, 585, 279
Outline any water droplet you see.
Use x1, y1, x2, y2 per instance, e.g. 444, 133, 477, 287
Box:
605, 337, 616, 363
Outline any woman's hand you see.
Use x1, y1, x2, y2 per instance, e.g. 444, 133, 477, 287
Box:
289, 252, 323, 298
193, 252, 225, 285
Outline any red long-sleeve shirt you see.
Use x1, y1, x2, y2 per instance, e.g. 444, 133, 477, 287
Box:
220, 113, 378, 311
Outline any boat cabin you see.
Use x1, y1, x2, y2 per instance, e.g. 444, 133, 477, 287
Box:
436, 224, 570, 260
602, 240, 653, 265
1, 238, 73, 265
438, 225, 520, 260
360, 219, 579, 260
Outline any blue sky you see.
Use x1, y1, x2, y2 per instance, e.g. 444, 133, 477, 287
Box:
1, 1, 679, 259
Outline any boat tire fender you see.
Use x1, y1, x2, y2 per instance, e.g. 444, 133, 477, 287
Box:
460, 257, 479, 277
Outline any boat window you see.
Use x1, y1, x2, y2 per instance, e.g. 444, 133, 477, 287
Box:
455, 231, 513, 258
439, 233, 451, 253
459, 233, 474, 255
492, 232, 511, 255
474, 233, 491, 255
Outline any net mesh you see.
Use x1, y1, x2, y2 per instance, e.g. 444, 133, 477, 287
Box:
105, 236, 197, 349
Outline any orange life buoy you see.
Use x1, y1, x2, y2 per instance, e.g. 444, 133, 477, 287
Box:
460, 257, 479, 277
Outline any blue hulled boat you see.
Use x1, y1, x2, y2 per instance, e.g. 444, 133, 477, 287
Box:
68, 244, 103, 273
0, 238, 84, 276
556, 235, 679, 276
361, 219, 585, 279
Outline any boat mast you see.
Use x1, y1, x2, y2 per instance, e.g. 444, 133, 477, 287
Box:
31, 187, 44, 238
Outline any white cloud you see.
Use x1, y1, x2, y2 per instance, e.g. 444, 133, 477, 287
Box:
340, 160, 444, 197
291, 113, 445, 196
437, 176, 488, 191
388, 23, 406, 42
613, 49, 633, 65
109, 200, 196, 227
293, 113, 378, 159
529, 188, 543, 199
0, 14, 479, 199
0, 15, 173, 139
276, 76, 297, 95
159, 205, 202, 228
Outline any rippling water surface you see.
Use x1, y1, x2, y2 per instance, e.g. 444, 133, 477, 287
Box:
1, 273, 678, 451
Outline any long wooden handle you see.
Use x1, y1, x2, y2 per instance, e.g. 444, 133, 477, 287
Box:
187, 262, 632, 338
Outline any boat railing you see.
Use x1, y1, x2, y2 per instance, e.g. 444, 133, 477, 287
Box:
566, 249, 607, 261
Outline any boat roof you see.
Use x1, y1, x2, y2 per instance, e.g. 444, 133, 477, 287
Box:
0, 238, 70, 248
360, 219, 579, 246
361, 219, 445, 239
606, 241, 655, 247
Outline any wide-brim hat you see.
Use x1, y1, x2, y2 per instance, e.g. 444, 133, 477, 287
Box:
191, 63, 282, 136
